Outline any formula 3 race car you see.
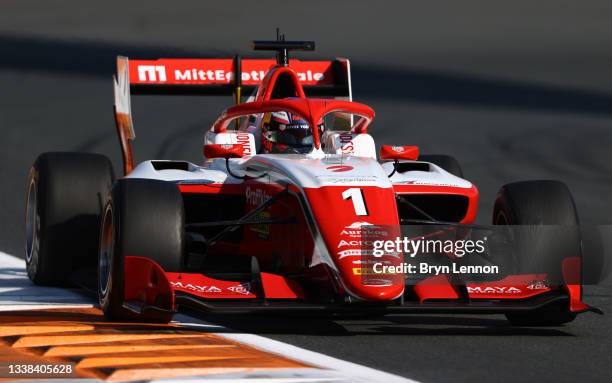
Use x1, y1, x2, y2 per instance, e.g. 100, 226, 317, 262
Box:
25, 34, 601, 325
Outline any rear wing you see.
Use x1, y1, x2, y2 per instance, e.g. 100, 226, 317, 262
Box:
128, 57, 351, 97
113, 56, 352, 174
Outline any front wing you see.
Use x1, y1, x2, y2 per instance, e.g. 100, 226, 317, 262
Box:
120, 256, 601, 320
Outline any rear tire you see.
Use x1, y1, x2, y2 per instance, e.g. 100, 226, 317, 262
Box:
493, 180, 579, 326
98, 179, 184, 322
26, 152, 114, 285
419, 154, 463, 178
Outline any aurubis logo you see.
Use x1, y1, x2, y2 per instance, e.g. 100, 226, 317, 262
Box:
138, 65, 167, 82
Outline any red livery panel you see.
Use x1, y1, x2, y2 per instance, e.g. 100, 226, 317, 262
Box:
129, 58, 341, 86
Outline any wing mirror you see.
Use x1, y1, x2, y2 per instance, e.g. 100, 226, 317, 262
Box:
379, 145, 419, 161
203, 144, 244, 159
203, 143, 267, 180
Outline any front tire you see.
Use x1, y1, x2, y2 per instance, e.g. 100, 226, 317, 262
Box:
493, 180, 579, 326
98, 179, 184, 322
26, 152, 114, 285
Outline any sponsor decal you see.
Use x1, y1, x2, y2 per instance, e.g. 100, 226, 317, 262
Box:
526, 280, 549, 290
227, 283, 251, 295
250, 211, 271, 239
174, 68, 243, 82
327, 165, 353, 172
391, 146, 405, 153
338, 239, 377, 247
234, 133, 253, 156
337, 221, 394, 262
353, 267, 378, 275
347, 221, 374, 229
171, 281, 252, 296
296, 71, 324, 82
174, 69, 323, 82
136, 64, 324, 84
245, 186, 271, 206
338, 132, 355, 155
316, 175, 377, 184
338, 249, 377, 258
352, 268, 394, 281
137, 65, 167, 82
340, 222, 388, 238
171, 281, 222, 293
402, 180, 466, 187
467, 286, 522, 294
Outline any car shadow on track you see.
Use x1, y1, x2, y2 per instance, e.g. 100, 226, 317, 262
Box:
192, 311, 574, 337
2, 33, 612, 117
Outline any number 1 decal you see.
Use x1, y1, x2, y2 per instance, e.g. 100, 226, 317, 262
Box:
342, 188, 368, 216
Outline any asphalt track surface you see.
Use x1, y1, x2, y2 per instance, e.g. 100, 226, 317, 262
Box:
1, 1, 611, 382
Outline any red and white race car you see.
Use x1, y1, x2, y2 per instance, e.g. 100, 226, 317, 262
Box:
25, 36, 600, 325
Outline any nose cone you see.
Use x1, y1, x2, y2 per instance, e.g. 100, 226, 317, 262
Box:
303, 185, 405, 301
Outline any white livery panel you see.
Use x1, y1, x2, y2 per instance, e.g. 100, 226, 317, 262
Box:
205, 131, 257, 157
384, 161, 473, 189
322, 131, 377, 159
246, 154, 392, 189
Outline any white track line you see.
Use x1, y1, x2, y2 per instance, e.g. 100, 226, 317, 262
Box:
0, 251, 418, 383
176, 316, 416, 383
0, 251, 94, 310
0, 251, 24, 268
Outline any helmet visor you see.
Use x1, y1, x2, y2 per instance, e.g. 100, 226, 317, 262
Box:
277, 123, 314, 146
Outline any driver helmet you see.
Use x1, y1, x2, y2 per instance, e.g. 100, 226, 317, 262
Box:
261, 110, 324, 154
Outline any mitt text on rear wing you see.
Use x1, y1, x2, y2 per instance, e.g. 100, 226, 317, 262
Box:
130, 58, 340, 86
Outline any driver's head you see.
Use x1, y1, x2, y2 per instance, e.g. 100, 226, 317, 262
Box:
261, 111, 323, 154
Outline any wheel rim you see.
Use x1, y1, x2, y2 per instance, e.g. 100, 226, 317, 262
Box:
25, 178, 38, 263
99, 205, 113, 296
